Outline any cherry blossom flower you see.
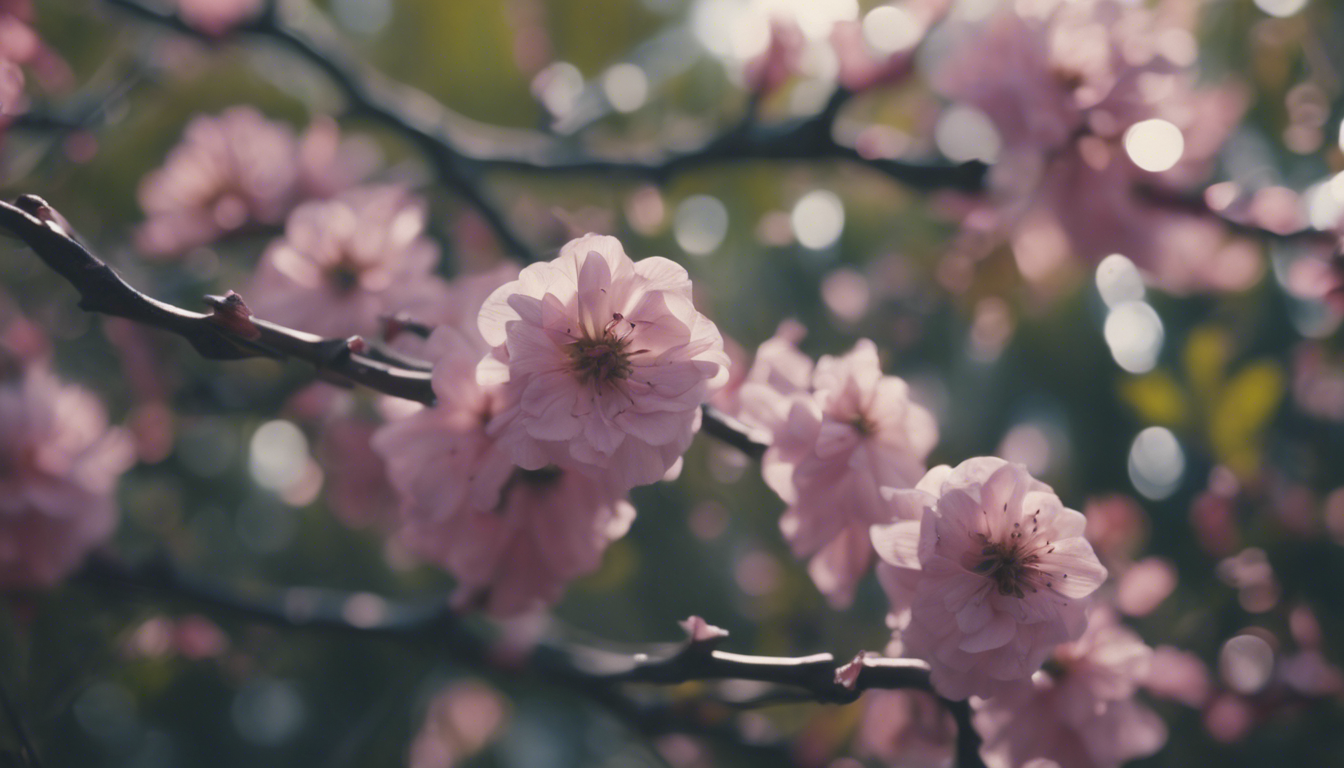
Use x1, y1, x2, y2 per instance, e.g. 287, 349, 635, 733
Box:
137, 107, 300, 256
247, 186, 450, 339
751, 338, 937, 607
174, 0, 263, 36
0, 364, 134, 588
374, 326, 635, 616
476, 234, 730, 490
872, 457, 1107, 699
137, 109, 372, 256
974, 609, 1167, 768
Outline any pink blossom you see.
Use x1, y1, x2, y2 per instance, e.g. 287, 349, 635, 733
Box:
476, 234, 730, 490
409, 680, 509, 768
855, 689, 954, 766
174, 0, 262, 36
1143, 645, 1211, 708
137, 107, 300, 256
374, 328, 635, 616
0, 366, 134, 588
295, 115, 382, 201
974, 609, 1166, 768
756, 339, 937, 607
1114, 556, 1177, 617
137, 109, 373, 256
247, 186, 450, 339
873, 458, 1107, 699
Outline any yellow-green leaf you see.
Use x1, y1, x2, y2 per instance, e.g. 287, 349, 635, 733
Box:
1120, 370, 1189, 426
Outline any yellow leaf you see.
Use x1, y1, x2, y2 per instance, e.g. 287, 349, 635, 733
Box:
1209, 361, 1284, 478
1184, 326, 1230, 404
1119, 371, 1189, 426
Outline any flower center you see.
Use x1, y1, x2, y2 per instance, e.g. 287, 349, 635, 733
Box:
567, 313, 639, 387
972, 539, 1042, 598
329, 260, 362, 294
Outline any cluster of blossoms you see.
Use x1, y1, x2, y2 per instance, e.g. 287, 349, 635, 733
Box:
870, 458, 1111, 699
933, 0, 1251, 290
137, 107, 376, 256
0, 345, 133, 588
730, 328, 938, 607
372, 234, 730, 615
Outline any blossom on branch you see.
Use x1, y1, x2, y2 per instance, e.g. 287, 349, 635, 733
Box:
247, 185, 449, 338
873, 457, 1107, 699
0, 362, 134, 588
746, 336, 937, 607
477, 234, 730, 490
375, 313, 635, 616
973, 609, 1167, 768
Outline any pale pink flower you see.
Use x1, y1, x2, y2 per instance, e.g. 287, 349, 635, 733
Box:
247, 186, 450, 339
724, 320, 811, 433
137, 107, 300, 256
476, 234, 730, 490
137, 109, 373, 256
872, 457, 1107, 699
1143, 645, 1211, 708
295, 115, 382, 201
373, 328, 636, 616
1114, 556, 1177, 617
974, 609, 1166, 768
174, 0, 262, 36
0, 366, 134, 588
855, 689, 955, 766
758, 339, 937, 607
409, 680, 509, 768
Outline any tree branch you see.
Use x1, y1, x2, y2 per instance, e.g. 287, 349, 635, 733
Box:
76, 553, 983, 768
0, 195, 768, 453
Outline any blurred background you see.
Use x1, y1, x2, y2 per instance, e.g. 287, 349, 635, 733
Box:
3, 0, 1344, 766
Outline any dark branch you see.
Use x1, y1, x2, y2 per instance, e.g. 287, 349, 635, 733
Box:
76, 553, 983, 768
0, 195, 768, 453
0, 196, 435, 401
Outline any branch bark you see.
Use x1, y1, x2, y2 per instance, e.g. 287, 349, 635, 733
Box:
0, 195, 767, 454
76, 553, 984, 768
